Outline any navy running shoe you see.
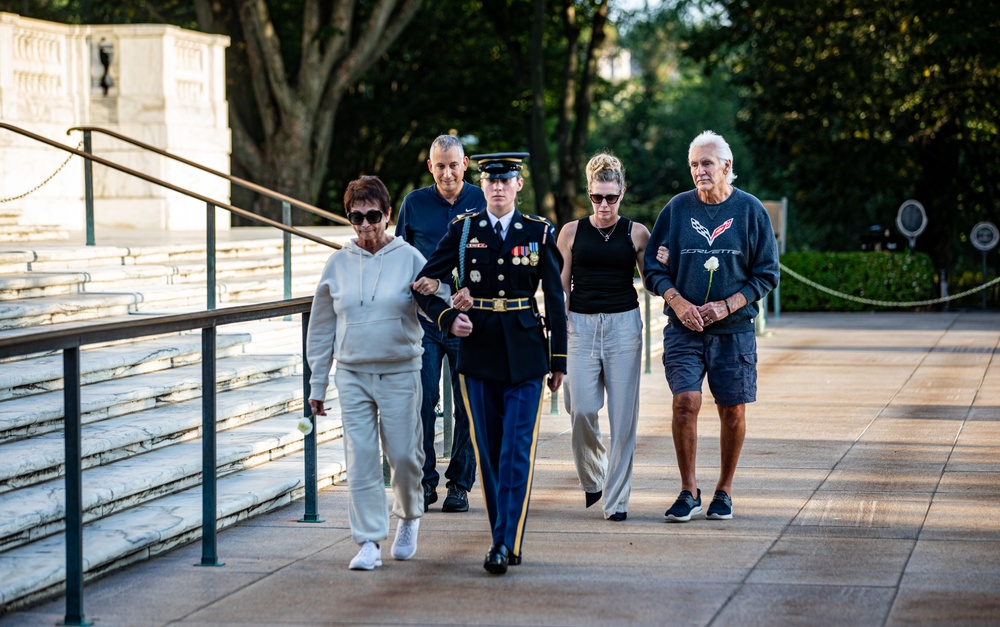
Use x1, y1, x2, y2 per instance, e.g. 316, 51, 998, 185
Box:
664, 489, 702, 522
707, 490, 733, 520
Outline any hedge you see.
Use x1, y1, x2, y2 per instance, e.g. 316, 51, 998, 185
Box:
778, 251, 936, 312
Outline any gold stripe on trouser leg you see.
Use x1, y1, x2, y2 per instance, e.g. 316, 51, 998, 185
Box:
458, 375, 489, 515
511, 377, 547, 557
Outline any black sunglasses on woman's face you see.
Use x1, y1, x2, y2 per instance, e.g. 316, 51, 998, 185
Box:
347, 209, 385, 225
588, 193, 621, 205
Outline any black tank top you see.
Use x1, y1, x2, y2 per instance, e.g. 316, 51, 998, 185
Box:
569, 217, 639, 314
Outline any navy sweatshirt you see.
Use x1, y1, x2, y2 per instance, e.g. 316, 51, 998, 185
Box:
395, 182, 486, 259
642, 188, 780, 334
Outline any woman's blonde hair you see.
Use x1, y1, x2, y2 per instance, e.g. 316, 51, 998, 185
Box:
585, 151, 625, 191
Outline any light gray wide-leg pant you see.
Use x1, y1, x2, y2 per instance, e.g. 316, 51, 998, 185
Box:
335, 368, 425, 545
564, 309, 642, 518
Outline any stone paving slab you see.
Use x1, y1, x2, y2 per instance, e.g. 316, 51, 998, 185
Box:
1, 311, 998, 626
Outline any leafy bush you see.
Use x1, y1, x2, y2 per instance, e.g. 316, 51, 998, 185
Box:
778, 251, 936, 312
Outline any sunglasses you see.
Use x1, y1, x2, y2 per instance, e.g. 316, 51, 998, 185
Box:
588, 193, 621, 205
347, 209, 385, 225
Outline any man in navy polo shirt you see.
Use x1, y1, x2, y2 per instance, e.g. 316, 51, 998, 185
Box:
395, 135, 486, 513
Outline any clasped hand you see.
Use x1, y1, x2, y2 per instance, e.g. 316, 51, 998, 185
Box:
671, 295, 727, 332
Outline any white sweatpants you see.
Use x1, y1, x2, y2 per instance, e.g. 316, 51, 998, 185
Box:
335, 368, 424, 544
564, 309, 642, 517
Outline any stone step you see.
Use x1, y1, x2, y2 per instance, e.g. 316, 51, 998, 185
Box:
0, 225, 69, 242
0, 210, 22, 227
0, 406, 343, 553
0, 238, 335, 273
0, 292, 139, 330
0, 429, 347, 610
0, 354, 302, 448
0, 331, 252, 401
0, 250, 330, 301
0, 373, 310, 495
0, 274, 320, 329
0, 246, 134, 274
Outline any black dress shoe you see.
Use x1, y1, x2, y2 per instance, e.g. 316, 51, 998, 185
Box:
608, 512, 627, 522
585, 490, 602, 508
423, 484, 437, 513
508, 553, 522, 566
483, 542, 509, 575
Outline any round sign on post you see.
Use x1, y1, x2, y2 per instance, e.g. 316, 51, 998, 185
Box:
896, 199, 927, 249
970, 222, 998, 310
970, 221, 999, 252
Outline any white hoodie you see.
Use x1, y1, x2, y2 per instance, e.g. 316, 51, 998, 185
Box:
306, 236, 449, 401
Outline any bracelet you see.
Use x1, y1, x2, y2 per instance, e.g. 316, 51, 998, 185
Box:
725, 299, 732, 316
667, 291, 679, 303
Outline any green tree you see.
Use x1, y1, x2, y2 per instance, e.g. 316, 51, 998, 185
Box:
324, 0, 523, 212
688, 0, 1000, 268
193, 0, 424, 220
481, 0, 612, 227
587, 3, 765, 229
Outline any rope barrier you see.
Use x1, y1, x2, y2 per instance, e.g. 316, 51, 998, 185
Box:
0, 139, 84, 204
780, 262, 1000, 307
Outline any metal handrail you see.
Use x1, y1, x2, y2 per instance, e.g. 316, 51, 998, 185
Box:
1, 123, 341, 249
67, 125, 351, 227
0, 297, 321, 626
1, 122, 342, 309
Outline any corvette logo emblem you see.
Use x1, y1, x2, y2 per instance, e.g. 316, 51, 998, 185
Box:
691, 218, 733, 245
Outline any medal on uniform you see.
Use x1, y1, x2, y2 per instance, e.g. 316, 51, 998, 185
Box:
511, 246, 523, 265
528, 242, 539, 266
512, 255, 521, 265
470, 270, 482, 283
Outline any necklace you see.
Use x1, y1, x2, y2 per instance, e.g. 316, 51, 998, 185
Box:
593, 217, 619, 242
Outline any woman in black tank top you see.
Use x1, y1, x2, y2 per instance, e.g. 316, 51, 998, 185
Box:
555, 152, 650, 522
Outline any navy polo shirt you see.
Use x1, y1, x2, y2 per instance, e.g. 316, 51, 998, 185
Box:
395, 182, 487, 259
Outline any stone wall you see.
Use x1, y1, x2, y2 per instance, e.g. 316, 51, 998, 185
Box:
0, 13, 231, 232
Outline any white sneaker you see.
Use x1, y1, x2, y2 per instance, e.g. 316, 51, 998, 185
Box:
390, 518, 420, 560
349, 541, 382, 570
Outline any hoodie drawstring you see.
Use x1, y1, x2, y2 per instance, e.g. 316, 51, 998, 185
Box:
359, 245, 388, 306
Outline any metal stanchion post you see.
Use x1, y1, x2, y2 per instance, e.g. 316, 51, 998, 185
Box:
59, 347, 92, 626
196, 326, 223, 567
299, 311, 324, 523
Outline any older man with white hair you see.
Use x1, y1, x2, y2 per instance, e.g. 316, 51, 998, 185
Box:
643, 130, 779, 522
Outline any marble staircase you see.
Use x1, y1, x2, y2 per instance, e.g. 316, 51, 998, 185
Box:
0, 221, 668, 611
0, 226, 352, 610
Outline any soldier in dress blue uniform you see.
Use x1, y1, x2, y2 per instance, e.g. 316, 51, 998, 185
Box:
411, 152, 567, 575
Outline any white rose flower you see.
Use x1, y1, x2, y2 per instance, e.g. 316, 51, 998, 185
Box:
704, 256, 720, 303
297, 416, 314, 436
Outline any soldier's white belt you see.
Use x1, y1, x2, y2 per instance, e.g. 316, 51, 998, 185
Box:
471, 298, 533, 312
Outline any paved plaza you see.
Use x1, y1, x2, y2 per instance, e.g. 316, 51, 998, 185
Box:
3, 311, 998, 626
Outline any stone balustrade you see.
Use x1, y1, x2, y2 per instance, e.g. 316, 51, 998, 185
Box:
0, 12, 231, 232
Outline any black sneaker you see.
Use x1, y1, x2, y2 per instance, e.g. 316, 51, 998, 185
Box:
706, 490, 733, 520
664, 489, 702, 522
441, 485, 469, 512
423, 484, 438, 513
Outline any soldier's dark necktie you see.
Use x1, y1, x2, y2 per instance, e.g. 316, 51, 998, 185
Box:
494, 220, 504, 242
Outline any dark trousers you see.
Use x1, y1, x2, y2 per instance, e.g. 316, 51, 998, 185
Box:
461, 375, 544, 557
419, 320, 476, 491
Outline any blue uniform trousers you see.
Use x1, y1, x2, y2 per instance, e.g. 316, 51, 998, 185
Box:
460, 375, 545, 558
418, 318, 476, 491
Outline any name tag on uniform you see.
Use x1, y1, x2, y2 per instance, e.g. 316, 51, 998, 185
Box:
466, 243, 488, 248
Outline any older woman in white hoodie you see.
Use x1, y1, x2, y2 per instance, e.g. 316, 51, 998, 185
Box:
307, 175, 449, 571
